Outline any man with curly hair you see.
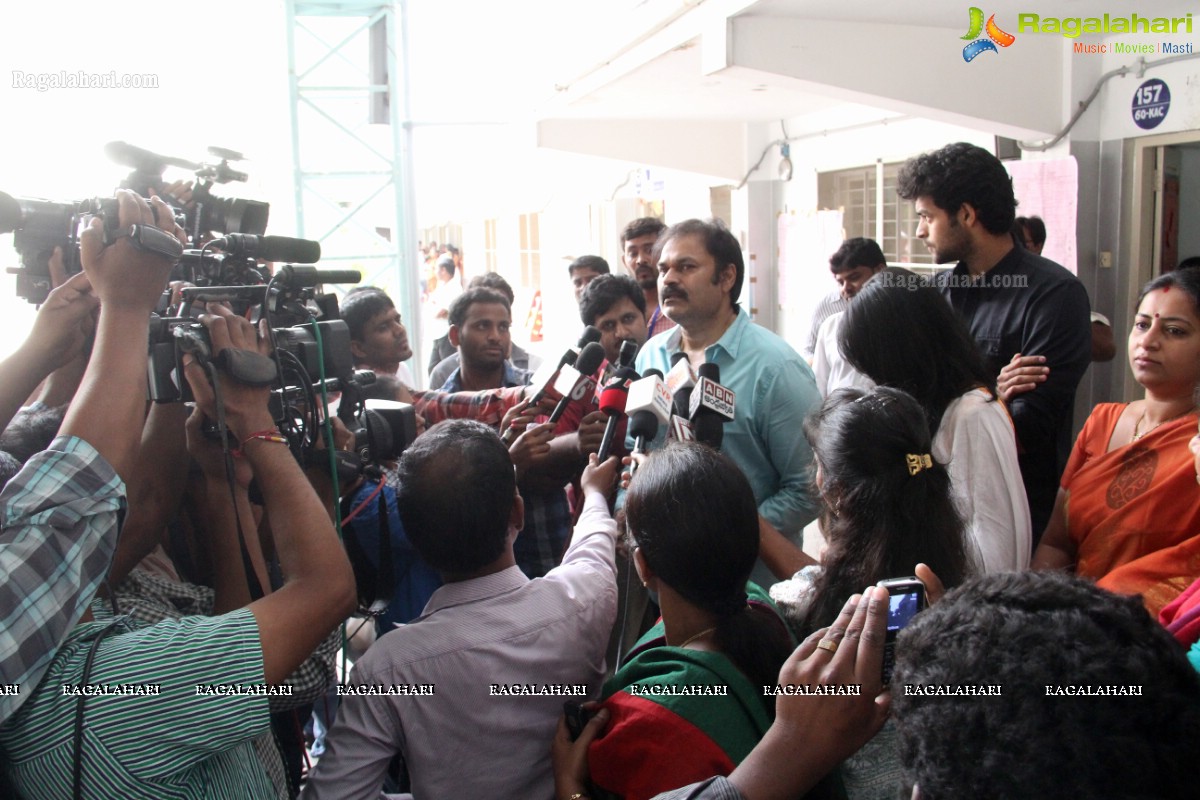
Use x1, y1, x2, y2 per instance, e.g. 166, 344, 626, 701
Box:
897, 142, 1091, 542
893, 571, 1200, 799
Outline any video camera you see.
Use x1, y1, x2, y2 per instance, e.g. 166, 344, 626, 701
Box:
0, 192, 186, 303
150, 265, 415, 473
106, 141, 269, 242
0, 142, 272, 302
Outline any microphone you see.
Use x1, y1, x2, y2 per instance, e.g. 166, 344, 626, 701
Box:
578, 325, 602, 349
275, 264, 360, 286
689, 362, 735, 449
545, 327, 603, 396
668, 385, 696, 442
624, 368, 671, 449
210, 233, 322, 264
596, 341, 640, 462
626, 368, 666, 477
664, 351, 696, 397
501, 359, 566, 448
557, 325, 601, 372
501, 330, 599, 444
104, 140, 200, 172
547, 342, 606, 424
666, 354, 696, 442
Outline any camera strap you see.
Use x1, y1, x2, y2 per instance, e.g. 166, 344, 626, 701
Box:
72, 619, 122, 800
206, 360, 266, 602
106, 224, 184, 262
374, 480, 395, 612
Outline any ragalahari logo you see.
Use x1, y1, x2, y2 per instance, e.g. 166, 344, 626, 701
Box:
962, 7, 1016, 61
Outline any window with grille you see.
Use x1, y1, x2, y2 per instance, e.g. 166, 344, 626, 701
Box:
518, 213, 540, 289
483, 218, 499, 273
818, 163, 934, 267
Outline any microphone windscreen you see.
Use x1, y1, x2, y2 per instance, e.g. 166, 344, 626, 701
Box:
575, 342, 606, 376
693, 414, 724, 449
598, 385, 628, 416
628, 410, 659, 442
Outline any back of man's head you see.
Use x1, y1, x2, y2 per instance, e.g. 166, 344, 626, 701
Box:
568, 255, 610, 279
829, 237, 886, 273
893, 571, 1200, 799
437, 255, 456, 278
468, 272, 516, 304
620, 217, 667, 246
0, 403, 66, 464
579, 274, 646, 326
396, 420, 516, 576
1014, 215, 1046, 248
341, 287, 395, 342
897, 142, 1016, 235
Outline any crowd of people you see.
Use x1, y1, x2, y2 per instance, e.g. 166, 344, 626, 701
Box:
1, 141, 1199, 800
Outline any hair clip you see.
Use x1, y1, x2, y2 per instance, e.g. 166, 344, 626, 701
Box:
906, 453, 933, 476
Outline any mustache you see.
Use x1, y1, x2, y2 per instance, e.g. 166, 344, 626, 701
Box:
661, 287, 688, 301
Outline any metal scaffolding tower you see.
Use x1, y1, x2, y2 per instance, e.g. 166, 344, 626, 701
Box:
284, 0, 422, 369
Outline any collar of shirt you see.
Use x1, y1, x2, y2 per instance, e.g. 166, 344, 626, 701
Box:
420, 565, 529, 616
439, 361, 532, 392
661, 306, 749, 363
952, 243, 1022, 280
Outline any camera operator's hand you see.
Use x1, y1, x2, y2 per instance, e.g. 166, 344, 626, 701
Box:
318, 416, 355, 453
164, 179, 195, 209
181, 304, 275, 442
25, 267, 98, 371
580, 452, 620, 497
185, 405, 252, 489
78, 189, 184, 312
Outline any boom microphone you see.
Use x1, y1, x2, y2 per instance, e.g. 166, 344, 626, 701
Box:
275, 265, 360, 286
211, 233, 321, 264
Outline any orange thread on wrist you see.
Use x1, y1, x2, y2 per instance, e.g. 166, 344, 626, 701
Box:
240, 428, 287, 448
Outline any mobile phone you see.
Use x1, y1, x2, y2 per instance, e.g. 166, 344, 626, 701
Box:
564, 701, 593, 741
877, 577, 927, 684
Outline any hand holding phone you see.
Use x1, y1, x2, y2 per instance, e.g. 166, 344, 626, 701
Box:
563, 701, 594, 741
877, 576, 928, 684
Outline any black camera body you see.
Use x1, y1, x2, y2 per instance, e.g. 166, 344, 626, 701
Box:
0, 194, 150, 303
148, 317, 354, 405
107, 140, 269, 242
351, 400, 418, 466
0, 142, 273, 303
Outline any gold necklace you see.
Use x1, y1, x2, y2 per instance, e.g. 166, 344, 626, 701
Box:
1131, 406, 1197, 443
677, 626, 717, 649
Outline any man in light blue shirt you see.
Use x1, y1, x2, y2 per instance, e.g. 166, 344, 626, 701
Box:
634, 219, 820, 587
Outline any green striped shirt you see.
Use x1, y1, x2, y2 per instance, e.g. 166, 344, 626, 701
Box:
0, 608, 279, 798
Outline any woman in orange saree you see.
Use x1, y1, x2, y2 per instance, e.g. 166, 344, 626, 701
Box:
1033, 270, 1200, 615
